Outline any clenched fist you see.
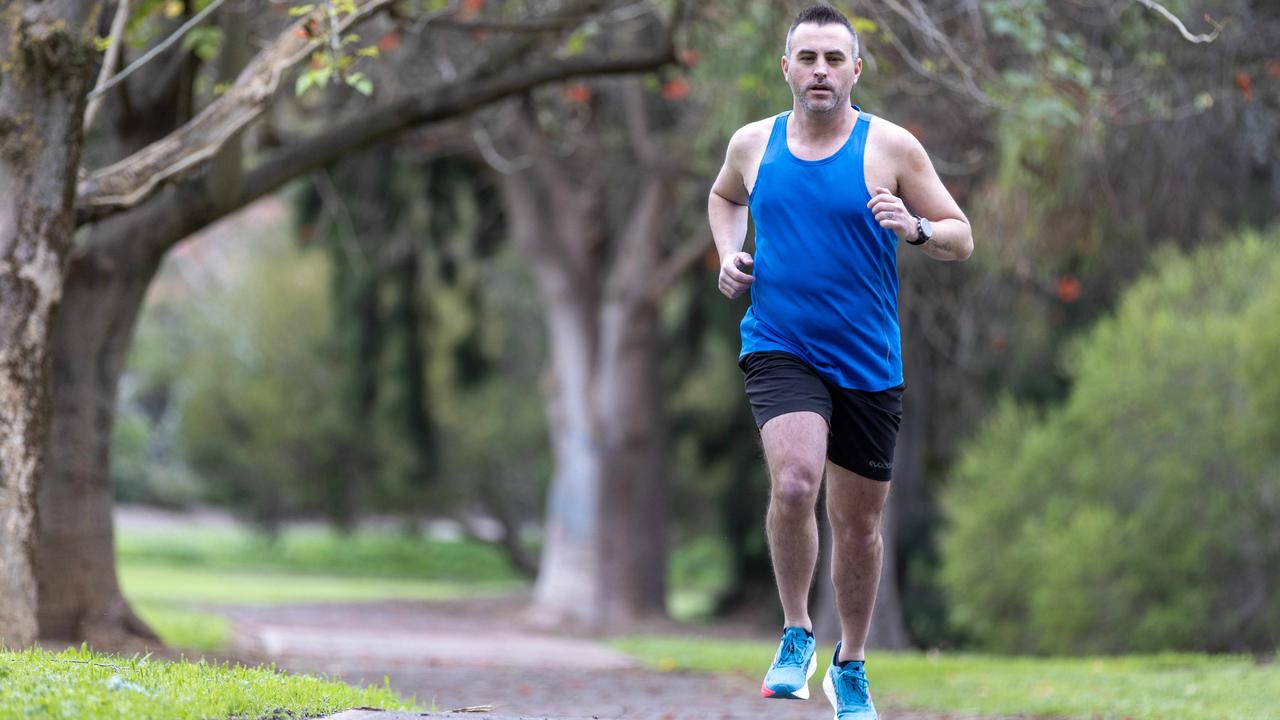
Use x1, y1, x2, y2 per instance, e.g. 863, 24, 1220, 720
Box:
718, 252, 754, 299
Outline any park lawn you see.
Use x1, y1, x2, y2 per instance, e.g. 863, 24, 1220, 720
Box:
116, 526, 522, 582
614, 636, 1280, 720
0, 645, 414, 720
118, 526, 526, 652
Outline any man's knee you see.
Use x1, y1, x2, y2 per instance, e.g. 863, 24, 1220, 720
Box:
832, 513, 883, 553
772, 464, 822, 511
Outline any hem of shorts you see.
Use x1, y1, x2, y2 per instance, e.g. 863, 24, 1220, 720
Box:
828, 455, 893, 481
754, 401, 832, 431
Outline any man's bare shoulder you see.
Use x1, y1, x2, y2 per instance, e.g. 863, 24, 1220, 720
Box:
866, 115, 922, 152
726, 115, 779, 161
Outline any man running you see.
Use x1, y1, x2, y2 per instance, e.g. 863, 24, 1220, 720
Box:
707, 5, 973, 719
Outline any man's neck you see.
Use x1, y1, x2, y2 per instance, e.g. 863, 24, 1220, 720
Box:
789, 102, 855, 141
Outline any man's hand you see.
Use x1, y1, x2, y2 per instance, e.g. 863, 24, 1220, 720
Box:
718, 252, 754, 299
868, 186, 917, 244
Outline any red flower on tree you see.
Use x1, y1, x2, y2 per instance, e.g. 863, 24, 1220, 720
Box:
661, 76, 690, 101
563, 83, 593, 104
1057, 275, 1082, 303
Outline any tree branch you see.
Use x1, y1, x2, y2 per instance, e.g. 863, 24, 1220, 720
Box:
1132, 0, 1223, 43
83, 0, 131, 135
87, 0, 228, 101
80, 43, 677, 236
75, 0, 397, 221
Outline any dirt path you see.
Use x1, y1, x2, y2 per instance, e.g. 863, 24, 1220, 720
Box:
212, 596, 1032, 720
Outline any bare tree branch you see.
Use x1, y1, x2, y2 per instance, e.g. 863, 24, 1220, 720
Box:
75, 0, 398, 220
83, 0, 131, 135
87, 0, 229, 101
649, 231, 710, 302
1132, 0, 1223, 43
79, 42, 677, 230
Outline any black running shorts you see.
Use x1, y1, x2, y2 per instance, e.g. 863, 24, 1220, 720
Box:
739, 350, 904, 481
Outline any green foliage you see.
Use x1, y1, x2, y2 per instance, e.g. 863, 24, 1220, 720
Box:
614, 635, 1280, 720
0, 646, 412, 720
940, 230, 1280, 654
175, 238, 350, 529
179, 26, 222, 61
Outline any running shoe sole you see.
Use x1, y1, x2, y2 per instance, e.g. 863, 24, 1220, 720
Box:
760, 652, 818, 699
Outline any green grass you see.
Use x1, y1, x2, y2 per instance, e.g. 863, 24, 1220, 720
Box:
614, 636, 1280, 720
0, 646, 414, 720
130, 602, 232, 654
117, 526, 526, 652
117, 526, 522, 582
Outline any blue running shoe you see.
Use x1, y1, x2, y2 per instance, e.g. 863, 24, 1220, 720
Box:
761, 626, 817, 699
822, 642, 877, 719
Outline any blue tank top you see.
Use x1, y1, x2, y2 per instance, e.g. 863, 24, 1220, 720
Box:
739, 108, 903, 391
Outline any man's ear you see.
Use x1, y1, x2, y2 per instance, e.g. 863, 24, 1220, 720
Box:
780, 55, 789, 81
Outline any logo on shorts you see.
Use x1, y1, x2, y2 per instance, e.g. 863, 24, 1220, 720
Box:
868, 460, 893, 470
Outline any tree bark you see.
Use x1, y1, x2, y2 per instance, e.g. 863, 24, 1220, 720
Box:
499, 166, 673, 629
37, 233, 163, 647
0, 0, 100, 649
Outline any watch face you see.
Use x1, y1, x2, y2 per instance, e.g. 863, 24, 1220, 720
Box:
920, 217, 933, 238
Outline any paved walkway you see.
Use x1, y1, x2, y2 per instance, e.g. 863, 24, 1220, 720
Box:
213, 597, 1034, 720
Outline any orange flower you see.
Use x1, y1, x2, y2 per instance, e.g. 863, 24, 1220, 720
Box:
376, 32, 401, 52
563, 83, 593, 104
1235, 71, 1253, 101
661, 76, 690, 101
1057, 275, 1081, 303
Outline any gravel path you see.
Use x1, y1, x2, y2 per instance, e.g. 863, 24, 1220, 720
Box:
211, 597, 1036, 720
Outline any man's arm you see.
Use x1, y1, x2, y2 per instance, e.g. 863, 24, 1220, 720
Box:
869, 129, 974, 261
709, 128, 756, 298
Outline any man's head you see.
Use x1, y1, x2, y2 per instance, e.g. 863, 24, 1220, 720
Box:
782, 5, 861, 115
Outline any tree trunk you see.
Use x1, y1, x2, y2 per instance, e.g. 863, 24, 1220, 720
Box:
0, 0, 99, 649
499, 167, 672, 629
37, 230, 162, 647
596, 296, 669, 624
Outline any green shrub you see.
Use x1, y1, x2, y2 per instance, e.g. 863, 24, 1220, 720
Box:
940, 230, 1280, 654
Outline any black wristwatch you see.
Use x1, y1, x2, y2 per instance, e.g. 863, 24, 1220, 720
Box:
908, 216, 933, 246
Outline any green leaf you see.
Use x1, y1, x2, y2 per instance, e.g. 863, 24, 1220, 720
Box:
288, 3, 316, 16
356, 46, 379, 58
295, 71, 315, 96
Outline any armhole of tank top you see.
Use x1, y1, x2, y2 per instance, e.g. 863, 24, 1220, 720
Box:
749, 112, 789, 204
852, 111, 874, 202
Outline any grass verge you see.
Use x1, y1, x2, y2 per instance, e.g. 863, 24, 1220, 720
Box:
117, 527, 521, 582
0, 645, 413, 720
614, 635, 1280, 720
116, 525, 527, 652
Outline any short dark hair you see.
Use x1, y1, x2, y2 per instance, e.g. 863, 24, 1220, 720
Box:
785, 4, 858, 58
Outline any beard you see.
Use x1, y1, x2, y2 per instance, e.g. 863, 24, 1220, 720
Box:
791, 81, 846, 114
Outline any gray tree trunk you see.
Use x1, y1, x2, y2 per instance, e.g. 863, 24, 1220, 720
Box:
0, 0, 100, 649
36, 3, 247, 647
499, 165, 672, 630
37, 232, 163, 647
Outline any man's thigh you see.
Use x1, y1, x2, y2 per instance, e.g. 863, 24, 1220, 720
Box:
760, 411, 829, 481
